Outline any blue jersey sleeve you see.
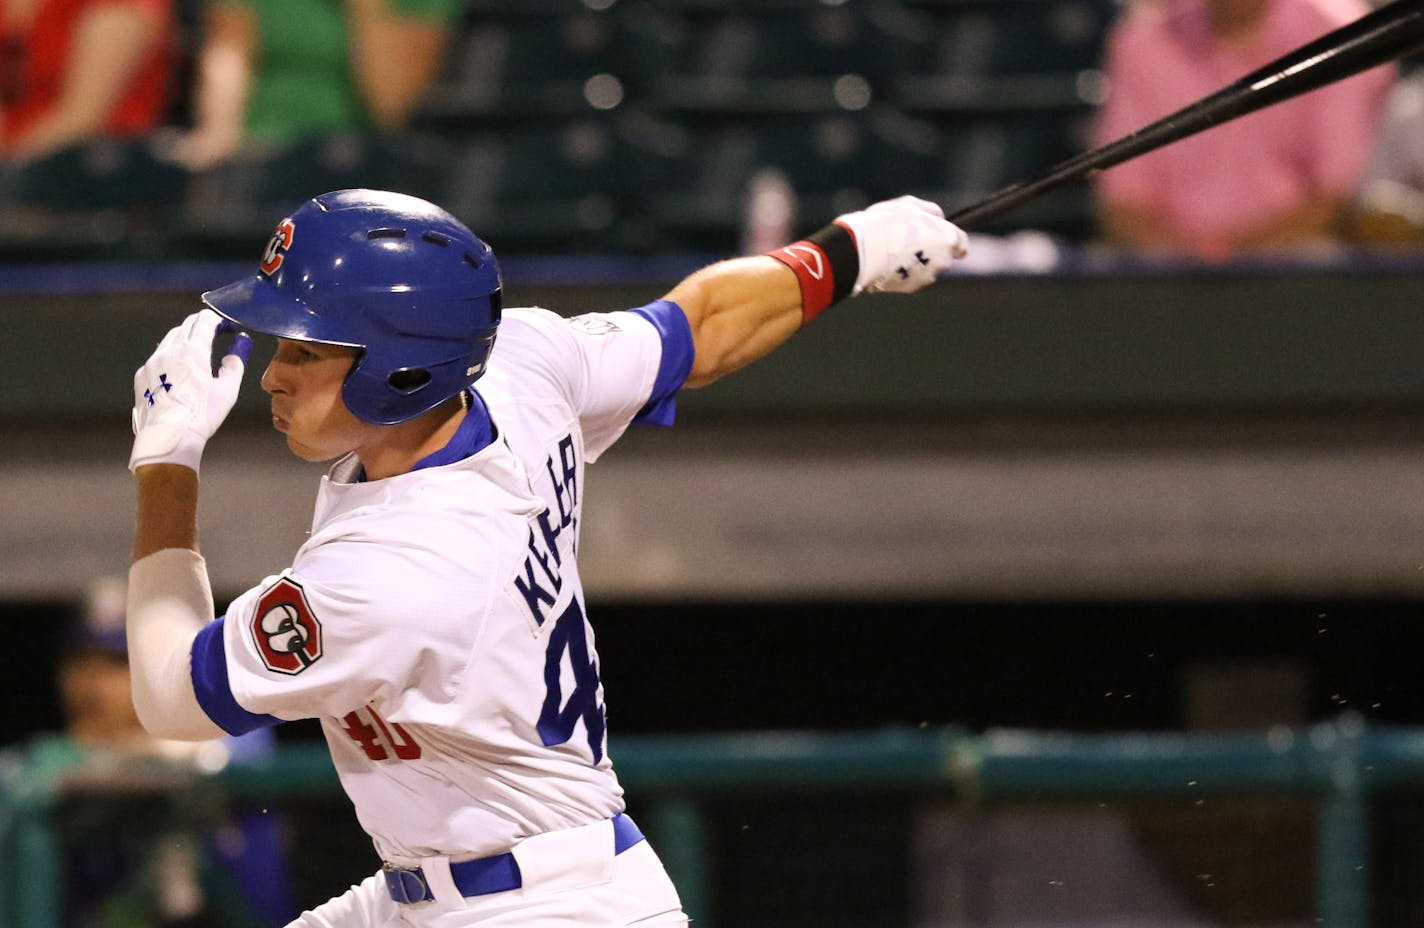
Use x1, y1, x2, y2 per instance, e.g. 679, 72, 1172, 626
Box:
191, 617, 284, 736
629, 300, 694, 427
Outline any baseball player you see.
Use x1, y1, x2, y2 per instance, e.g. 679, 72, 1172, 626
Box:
124, 188, 968, 926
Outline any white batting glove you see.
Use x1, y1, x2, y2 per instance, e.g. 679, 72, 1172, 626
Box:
130, 309, 251, 473
834, 195, 969, 295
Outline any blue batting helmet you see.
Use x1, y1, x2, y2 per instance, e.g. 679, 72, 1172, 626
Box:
202, 189, 502, 425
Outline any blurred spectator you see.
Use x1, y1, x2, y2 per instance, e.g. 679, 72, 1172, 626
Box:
172, 0, 463, 171
0, 577, 292, 927
1348, 68, 1424, 244
1090, 0, 1395, 260
741, 167, 797, 255
0, 0, 175, 162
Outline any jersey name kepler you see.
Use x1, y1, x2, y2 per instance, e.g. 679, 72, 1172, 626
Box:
512, 434, 580, 632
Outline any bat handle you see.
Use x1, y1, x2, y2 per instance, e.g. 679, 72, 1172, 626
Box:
948, 180, 1043, 230
948, 169, 1096, 230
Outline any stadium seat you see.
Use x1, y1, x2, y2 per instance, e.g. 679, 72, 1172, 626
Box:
1, 140, 186, 213
0, 140, 189, 260
646, 3, 913, 116
178, 135, 382, 257
882, 0, 1113, 117
894, 0, 1114, 75
418, 117, 672, 254
929, 112, 1097, 236
415, 6, 656, 127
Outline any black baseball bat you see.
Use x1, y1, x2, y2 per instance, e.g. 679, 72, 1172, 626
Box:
948, 0, 1424, 229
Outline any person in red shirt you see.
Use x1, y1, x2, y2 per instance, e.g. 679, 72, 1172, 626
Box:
0, 0, 173, 162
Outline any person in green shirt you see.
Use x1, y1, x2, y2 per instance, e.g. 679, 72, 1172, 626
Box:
173, 0, 463, 170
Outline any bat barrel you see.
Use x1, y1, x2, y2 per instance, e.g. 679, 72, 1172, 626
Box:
948, 0, 1424, 230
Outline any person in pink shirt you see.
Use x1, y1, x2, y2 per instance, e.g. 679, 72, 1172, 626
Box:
1090, 0, 1395, 260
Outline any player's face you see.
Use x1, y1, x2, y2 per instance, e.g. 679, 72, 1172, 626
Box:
260, 339, 372, 461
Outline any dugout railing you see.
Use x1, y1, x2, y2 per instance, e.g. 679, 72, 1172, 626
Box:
0, 714, 1419, 927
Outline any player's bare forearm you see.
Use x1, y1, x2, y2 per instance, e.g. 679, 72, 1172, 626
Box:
129, 309, 246, 559
669, 198, 969, 386
664, 256, 804, 388
127, 466, 223, 742
132, 464, 200, 561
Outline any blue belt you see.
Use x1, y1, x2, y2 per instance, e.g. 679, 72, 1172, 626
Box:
383, 813, 645, 904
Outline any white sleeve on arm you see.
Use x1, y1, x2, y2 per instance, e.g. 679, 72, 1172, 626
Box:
568, 302, 693, 459
126, 548, 228, 741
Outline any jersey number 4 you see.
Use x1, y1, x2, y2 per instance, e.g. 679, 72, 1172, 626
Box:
537, 597, 607, 763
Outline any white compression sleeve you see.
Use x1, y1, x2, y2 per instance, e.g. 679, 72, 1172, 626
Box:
126, 548, 228, 741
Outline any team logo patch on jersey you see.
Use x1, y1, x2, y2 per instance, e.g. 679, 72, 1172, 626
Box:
260, 218, 296, 276
569, 314, 621, 335
250, 577, 323, 674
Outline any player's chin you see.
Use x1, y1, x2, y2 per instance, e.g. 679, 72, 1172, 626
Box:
285, 434, 348, 464
283, 434, 324, 461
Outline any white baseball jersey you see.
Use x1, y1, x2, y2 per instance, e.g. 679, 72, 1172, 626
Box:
187, 301, 693, 863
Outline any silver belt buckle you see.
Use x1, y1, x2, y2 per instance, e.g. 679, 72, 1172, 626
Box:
383, 861, 433, 904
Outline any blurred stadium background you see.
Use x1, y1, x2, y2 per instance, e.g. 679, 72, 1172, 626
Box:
7, 0, 1424, 925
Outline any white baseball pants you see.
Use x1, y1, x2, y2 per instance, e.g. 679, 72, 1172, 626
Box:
284, 823, 688, 927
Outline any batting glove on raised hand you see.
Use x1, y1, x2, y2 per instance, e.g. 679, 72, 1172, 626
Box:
835, 195, 969, 295
130, 309, 251, 473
